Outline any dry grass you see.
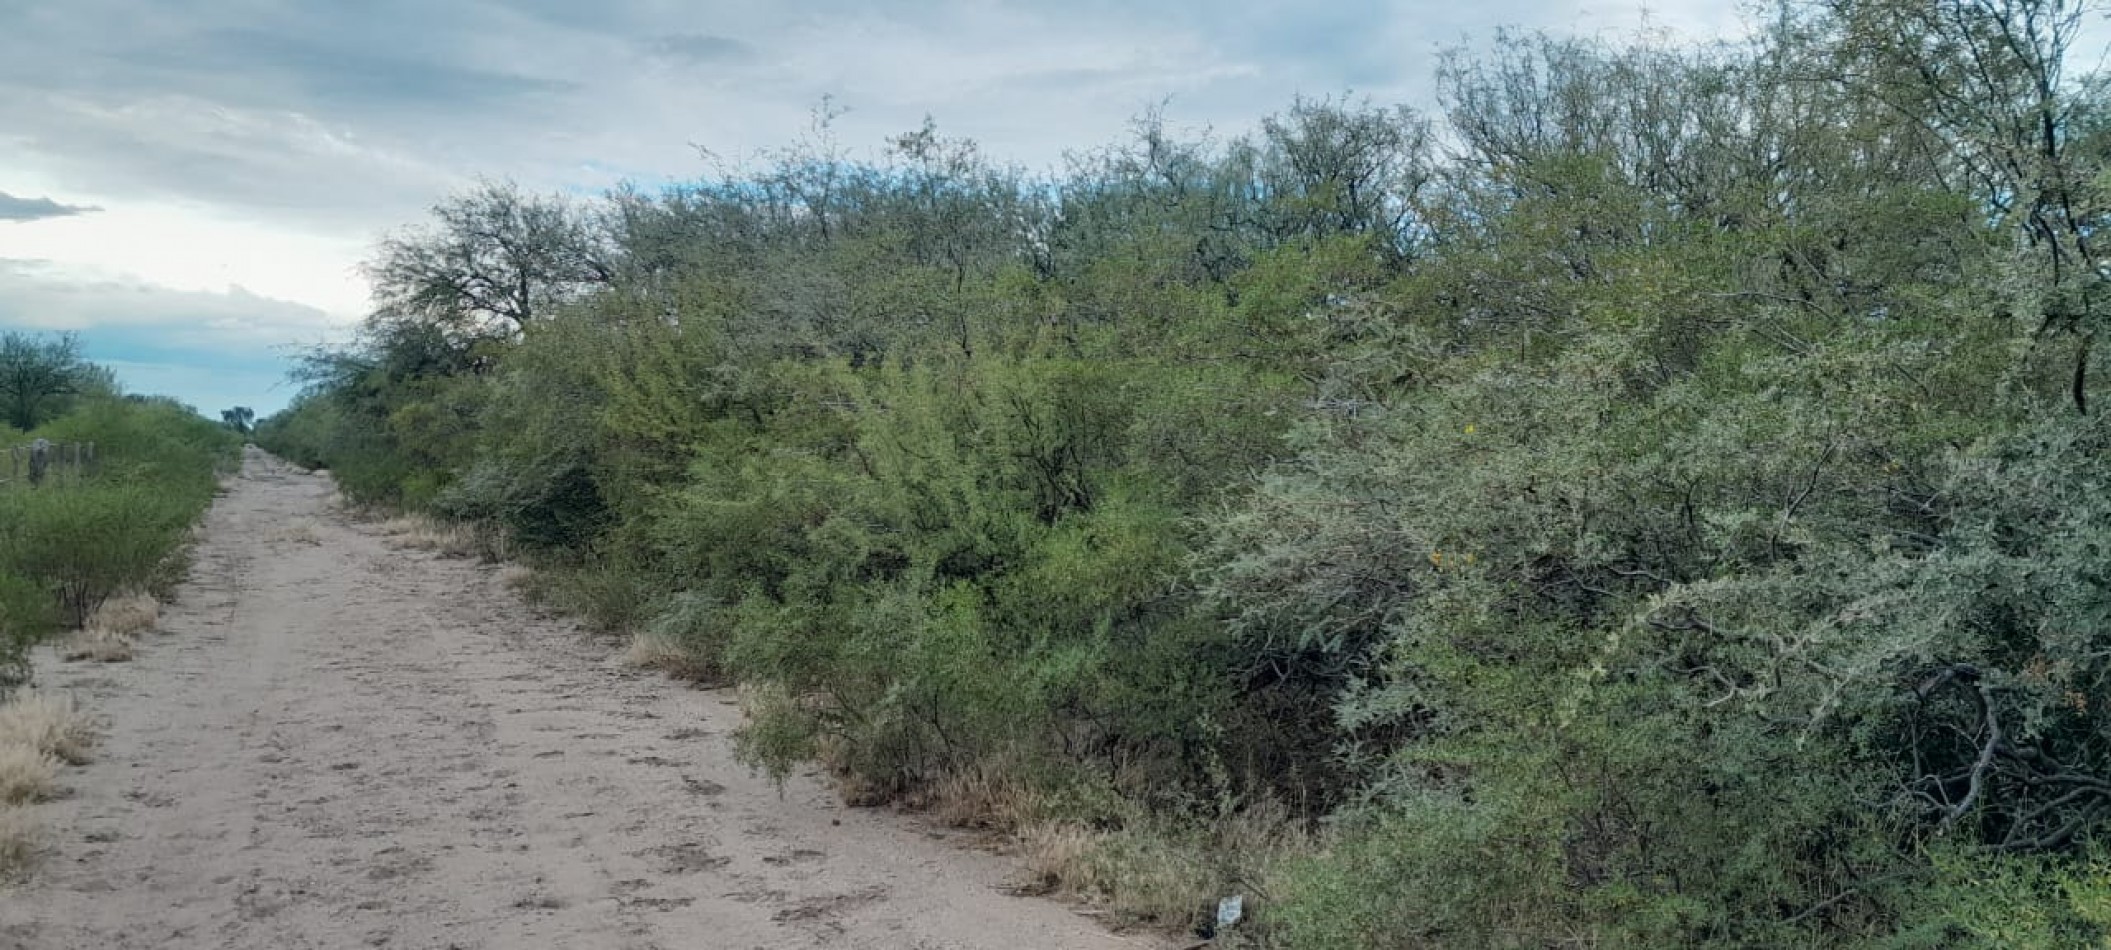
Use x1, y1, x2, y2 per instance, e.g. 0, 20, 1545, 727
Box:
477, 529, 515, 563
1009, 800, 1309, 933
0, 693, 97, 881
60, 591, 158, 663
1018, 822, 1111, 894
498, 564, 536, 592
87, 591, 160, 638
925, 767, 1048, 832
0, 746, 58, 806
621, 632, 720, 683
0, 810, 38, 881
58, 628, 135, 664
0, 694, 97, 766
1013, 820, 1210, 923
859, 759, 1288, 930
268, 519, 323, 546
379, 515, 505, 561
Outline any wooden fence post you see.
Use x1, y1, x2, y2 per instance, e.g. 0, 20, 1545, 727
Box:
27, 439, 49, 487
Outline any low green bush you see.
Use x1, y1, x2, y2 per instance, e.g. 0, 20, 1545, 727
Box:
0, 571, 54, 693
0, 483, 195, 628
0, 394, 238, 691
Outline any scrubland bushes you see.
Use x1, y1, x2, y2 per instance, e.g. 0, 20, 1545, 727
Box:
0, 378, 230, 881
259, 1, 2111, 943
0, 394, 240, 688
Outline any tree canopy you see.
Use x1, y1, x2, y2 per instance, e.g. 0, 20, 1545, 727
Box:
0, 332, 86, 431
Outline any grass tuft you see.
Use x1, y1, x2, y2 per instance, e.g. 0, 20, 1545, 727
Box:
379, 515, 508, 561
0, 693, 97, 766
621, 631, 720, 683
498, 564, 536, 592
86, 591, 159, 637
0, 810, 37, 881
0, 692, 98, 882
0, 745, 59, 805
925, 767, 1048, 832
1009, 799, 1308, 933
268, 519, 323, 546
58, 628, 134, 664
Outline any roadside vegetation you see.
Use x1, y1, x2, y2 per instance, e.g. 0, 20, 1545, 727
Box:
0, 344, 243, 687
259, 2, 2111, 944
0, 692, 96, 878
0, 332, 240, 878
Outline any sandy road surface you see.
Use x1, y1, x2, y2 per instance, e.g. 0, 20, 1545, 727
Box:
0, 451, 1154, 950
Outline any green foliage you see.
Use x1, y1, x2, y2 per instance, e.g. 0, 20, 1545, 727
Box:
0, 571, 54, 693
260, 4, 2111, 943
0, 483, 193, 627
0, 332, 87, 431
0, 396, 237, 690
1918, 844, 2111, 948
36, 397, 242, 495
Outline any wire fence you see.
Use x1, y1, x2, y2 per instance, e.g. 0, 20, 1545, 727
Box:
2, 440, 98, 487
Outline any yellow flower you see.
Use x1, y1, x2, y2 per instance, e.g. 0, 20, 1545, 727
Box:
1464, 424, 1477, 435
1429, 551, 1443, 568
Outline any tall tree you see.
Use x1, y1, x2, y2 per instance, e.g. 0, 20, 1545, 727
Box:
1827, 0, 2110, 406
365, 181, 614, 343
220, 406, 255, 434
0, 331, 84, 431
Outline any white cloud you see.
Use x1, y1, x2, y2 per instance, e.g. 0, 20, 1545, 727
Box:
0, 259, 340, 342
0, 209, 369, 322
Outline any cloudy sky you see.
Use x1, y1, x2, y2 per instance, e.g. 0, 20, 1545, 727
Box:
0, 0, 1747, 416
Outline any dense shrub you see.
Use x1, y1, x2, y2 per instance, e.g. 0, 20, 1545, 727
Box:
0, 394, 238, 689
0, 484, 195, 628
260, 2, 2111, 942
0, 572, 53, 693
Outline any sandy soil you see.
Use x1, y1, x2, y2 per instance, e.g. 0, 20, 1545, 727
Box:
0, 450, 1158, 950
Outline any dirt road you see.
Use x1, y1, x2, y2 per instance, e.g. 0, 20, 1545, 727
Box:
0, 451, 1153, 950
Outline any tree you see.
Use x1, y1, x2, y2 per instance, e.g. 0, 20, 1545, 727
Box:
1255, 96, 1433, 255
220, 406, 254, 435
0, 331, 85, 431
365, 180, 613, 343
1826, 0, 2110, 407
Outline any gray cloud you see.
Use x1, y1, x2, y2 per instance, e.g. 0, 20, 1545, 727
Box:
0, 192, 97, 222
646, 33, 757, 66
0, 0, 1748, 232
0, 0, 598, 231
129, 28, 577, 117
